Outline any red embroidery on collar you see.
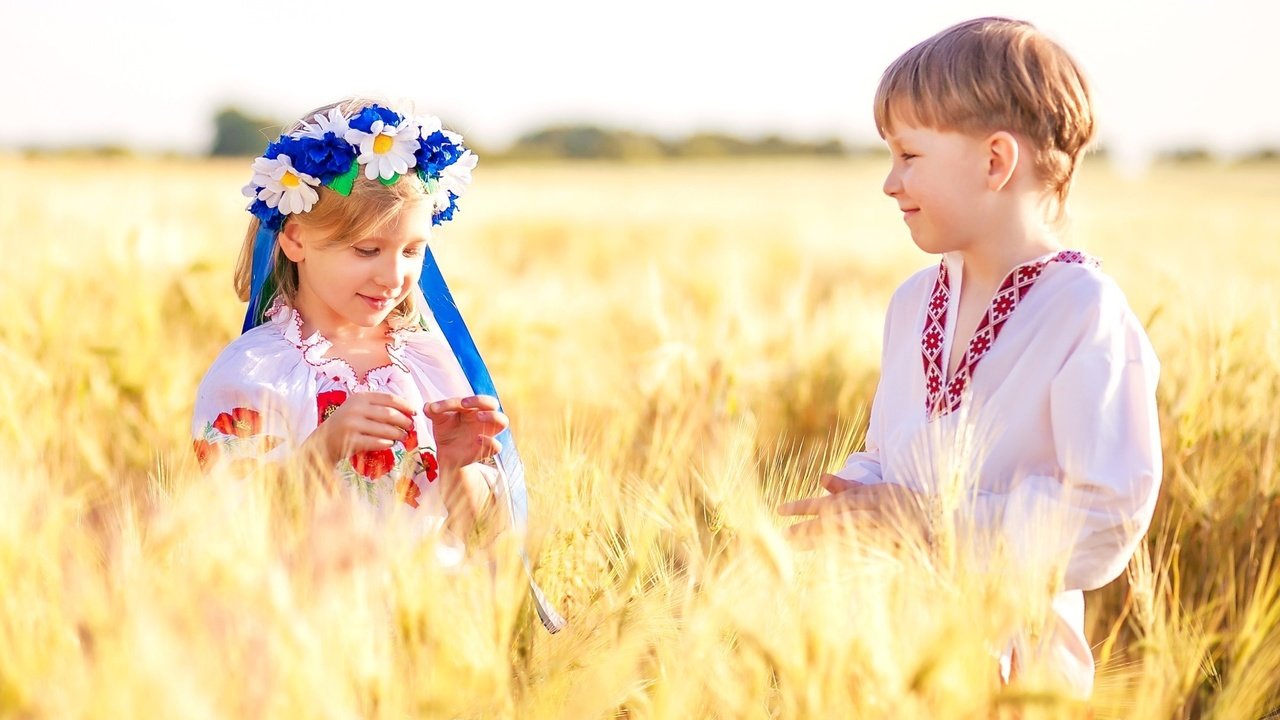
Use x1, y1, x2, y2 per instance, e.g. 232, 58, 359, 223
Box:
921, 250, 1100, 419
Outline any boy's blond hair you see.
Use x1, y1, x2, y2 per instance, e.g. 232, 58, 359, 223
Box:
874, 17, 1095, 215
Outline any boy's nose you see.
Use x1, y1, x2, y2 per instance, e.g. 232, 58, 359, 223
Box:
882, 170, 902, 198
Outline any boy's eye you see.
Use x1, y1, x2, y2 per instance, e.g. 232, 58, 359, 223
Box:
899, 153, 917, 161
353, 247, 378, 257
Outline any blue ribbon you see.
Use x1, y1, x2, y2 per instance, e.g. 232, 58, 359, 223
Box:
418, 247, 565, 634
241, 223, 279, 333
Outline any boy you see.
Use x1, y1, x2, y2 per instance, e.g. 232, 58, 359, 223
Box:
780, 17, 1161, 697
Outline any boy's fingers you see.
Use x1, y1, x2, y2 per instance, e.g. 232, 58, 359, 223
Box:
820, 473, 861, 494
777, 496, 831, 517
779, 492, 876, 517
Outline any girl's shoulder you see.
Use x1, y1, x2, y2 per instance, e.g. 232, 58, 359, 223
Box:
386, 321, 474, 397
196, 311, 306, 394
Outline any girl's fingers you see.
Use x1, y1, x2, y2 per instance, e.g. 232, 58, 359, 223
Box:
426, 395, 500, 418
345, 432, 396, 453
461, 395, 500, 411
354, 418, 408, 442
455, 436, 503, 466
359, 392, 417, 417
365, 405, 413, 432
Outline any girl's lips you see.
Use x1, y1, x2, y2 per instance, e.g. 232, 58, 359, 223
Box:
359, 294, 394, 310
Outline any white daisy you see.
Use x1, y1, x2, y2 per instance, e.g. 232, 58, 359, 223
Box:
417, 115, 443, 137
345, 120, 419, 181
249, 154, 321, 215
295, 107, 351, 140
438, 149, 478, 196
428, 186, 455, 215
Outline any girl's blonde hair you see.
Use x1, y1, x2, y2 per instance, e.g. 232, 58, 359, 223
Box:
873, 17, 1095, 219
233, 97, 430, 328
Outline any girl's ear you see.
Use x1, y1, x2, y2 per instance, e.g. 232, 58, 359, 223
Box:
985, 131, 1020, 192
278, 221, 306, 263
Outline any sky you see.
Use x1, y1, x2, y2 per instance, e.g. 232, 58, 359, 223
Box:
3, 0, 1277, 169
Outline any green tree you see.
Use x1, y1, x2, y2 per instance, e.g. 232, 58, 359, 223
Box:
210, 106, 282, 157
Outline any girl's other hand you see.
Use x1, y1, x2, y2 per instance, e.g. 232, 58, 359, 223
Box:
426, 395, 509, 471
305, 392, 415, 466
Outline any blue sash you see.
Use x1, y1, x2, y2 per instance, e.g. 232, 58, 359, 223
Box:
417, 247, 565, 633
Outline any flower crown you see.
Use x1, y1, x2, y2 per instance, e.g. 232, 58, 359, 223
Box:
241, 104, 477, 232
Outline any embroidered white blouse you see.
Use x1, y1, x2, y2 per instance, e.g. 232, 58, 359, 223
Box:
192, 300, 485, 530
835, 250, 1162, 696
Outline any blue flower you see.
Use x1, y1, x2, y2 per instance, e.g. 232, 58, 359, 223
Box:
431, 192, 459, 226
249, 199, 286, 231
287, 133, 357, 184
348, 105, 403, 133
416, 131, 464, 177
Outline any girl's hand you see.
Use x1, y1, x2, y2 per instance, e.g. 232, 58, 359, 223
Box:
425, 395, 509, 472
303, 392, 415, 466
777, 473, 928, 547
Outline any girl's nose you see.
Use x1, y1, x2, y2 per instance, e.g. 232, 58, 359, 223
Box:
375, 257, 405, 289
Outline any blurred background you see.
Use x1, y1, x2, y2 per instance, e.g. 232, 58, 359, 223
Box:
4, 0, 1278, 170
2, 1, 1279, 718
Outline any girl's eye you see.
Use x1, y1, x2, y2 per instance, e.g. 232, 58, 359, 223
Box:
403, 246, 424, 258
354, 247, 378, 257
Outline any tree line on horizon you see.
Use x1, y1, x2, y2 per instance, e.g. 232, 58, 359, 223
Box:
12, 106, 1280, 164
207, 106, 867, 160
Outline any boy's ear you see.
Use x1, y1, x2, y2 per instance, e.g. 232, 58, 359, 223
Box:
986, 131, 1020, 192
278, 221, 306, 262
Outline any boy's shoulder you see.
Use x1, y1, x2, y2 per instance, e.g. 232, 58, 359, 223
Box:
1040, 257, 1139, 323
887, 262, 943, 310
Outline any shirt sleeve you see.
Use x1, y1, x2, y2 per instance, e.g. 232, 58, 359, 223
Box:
191, 356, 294, 477
834, 288, 897, 485
968, 303, 1162, 592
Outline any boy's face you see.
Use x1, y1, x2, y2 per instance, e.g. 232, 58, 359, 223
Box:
881, 123, 991, 255
285, 201, 433, 333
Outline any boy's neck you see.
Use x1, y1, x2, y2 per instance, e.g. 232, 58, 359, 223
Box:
955, 210, 1061, 290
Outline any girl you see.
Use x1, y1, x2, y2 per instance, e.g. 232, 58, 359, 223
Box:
192, 97, 563, 632
778, 18, 1161, 696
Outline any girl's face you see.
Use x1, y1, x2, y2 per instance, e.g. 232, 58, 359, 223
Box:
881, 122, 990, 255
281, 201, 433, 335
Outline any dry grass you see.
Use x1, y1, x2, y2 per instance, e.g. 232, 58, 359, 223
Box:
1, 154, 1277, 718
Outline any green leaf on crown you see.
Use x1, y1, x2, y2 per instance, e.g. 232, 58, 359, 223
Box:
379, 172, 400, 187
327, 159, 359, 196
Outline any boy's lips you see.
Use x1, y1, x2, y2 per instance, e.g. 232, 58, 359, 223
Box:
901, 207, 920, 220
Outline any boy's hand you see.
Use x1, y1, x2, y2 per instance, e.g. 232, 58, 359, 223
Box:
306, 392, 415, 466
426, 395, 509, 471
777, 473, 927, 547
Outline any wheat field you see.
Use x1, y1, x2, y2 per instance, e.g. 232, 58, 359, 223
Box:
1, 154, 1278, 718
